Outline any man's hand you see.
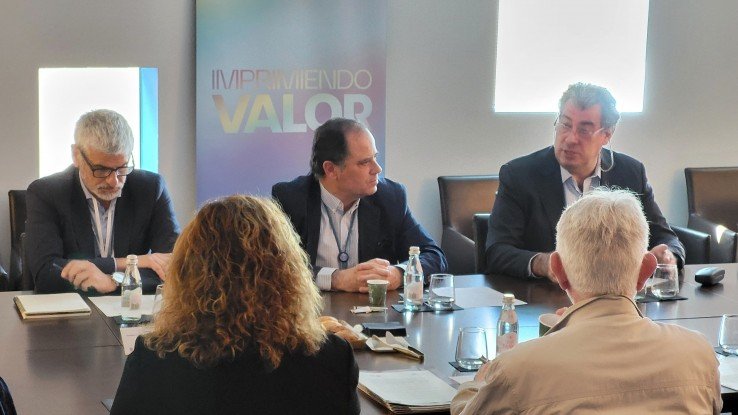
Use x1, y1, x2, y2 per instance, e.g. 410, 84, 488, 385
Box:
649, 244, 676, 266
61, 260, 117, 293
331, 258, 401, 292
136, 253, 172, 281
532, 253, 555, 282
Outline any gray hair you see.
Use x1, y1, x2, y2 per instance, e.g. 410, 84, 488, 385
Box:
74, 109, 134, 155
555, 188, 648, 297
558, 83, 620, 130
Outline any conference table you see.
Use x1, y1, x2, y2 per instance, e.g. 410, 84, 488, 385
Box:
0, 264, 737, 414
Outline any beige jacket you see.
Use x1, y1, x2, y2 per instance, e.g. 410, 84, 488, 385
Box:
451, 295, 722, 414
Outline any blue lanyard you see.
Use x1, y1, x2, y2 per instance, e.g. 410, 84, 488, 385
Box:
322, 202, 358, 269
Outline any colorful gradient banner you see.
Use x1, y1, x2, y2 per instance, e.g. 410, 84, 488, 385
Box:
196, 0, 387, 203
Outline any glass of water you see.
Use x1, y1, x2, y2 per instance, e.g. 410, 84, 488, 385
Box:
650, 264, 679, 299
720, 314, 738, 355
428, 274, 455, 310
455, 327, 488, 370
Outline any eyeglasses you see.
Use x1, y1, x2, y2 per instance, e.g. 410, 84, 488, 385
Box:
554, 117, 604, 140
79, 149, 135, 178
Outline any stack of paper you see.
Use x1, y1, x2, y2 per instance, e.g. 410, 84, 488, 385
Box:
359, 369, 457, 413
14, 293, 91, 320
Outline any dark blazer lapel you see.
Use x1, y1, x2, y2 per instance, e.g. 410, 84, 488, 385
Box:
113, 186, 133, 256
536, 148, 566, 232
70, 170, 99, 257
305, 178, 322, 265
357, 197, 381, 263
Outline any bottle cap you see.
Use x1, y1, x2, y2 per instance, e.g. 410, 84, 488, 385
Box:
409, 246, 420, 255
502, 293, 515, 304
126, 254, 138, 264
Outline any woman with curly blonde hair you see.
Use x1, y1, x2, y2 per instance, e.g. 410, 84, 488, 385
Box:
111, 195, 359, 415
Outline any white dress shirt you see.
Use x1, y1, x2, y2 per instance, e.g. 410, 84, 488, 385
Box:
315, 182, 360, 290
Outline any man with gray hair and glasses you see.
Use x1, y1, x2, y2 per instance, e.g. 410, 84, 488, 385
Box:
452, 189, 721, 414
27, 109, 179, 294
486, 82, 683, 280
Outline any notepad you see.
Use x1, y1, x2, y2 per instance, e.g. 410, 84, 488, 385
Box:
358, 369, 457, 413
14, 293, 91, 320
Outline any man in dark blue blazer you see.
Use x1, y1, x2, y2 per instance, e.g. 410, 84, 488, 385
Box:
26, 110, 180, 294
273, 118, 447, 292
486, 83, 684, 280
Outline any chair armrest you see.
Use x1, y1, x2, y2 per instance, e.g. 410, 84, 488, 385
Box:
688, 213, 737, 263
473, 213, 490, 274
441, 227, 476, 275
0, 263, 8, 291
671, 224, 710, 265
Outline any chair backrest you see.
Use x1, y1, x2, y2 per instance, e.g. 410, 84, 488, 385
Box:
437, 175, 499, 274
685, 167, 738, 231
671, 225, 710, 265
438, 175, 499, 240
473, 213, 490, 274
8, 190, 27, 290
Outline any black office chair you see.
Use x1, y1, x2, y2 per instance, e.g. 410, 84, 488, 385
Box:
437, 175, 499, 275
472, 213, 490, 274
0, 376, 17, 415
8, 190, 27, 290
685, 167, 738, 263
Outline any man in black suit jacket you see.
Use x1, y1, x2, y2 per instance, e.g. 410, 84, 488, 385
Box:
273, 118, 446, 292
26, 109, 179, 293
487, 83, 684, 280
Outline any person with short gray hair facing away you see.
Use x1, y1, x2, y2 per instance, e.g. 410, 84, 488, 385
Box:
452, 188, 721, 414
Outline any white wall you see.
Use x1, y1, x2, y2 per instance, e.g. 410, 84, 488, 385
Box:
1, 0, 737, 271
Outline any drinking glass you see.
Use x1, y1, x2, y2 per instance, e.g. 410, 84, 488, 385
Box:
367, 279, 389, 308
455, 327, 488, 370
428, 274, 455, 310
650, 264, 679, 299
720, 314, 738, 355
151, 284, 164, 321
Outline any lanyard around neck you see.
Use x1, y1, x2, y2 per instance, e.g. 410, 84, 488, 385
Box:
91, 198, 114, 258
321, 202, 358, 269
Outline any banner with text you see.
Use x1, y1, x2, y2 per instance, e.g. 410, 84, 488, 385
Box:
196, 0, 387, 203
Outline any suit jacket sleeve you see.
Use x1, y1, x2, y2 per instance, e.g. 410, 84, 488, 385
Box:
391, 182, 448, 277
451, 359, 517, 415
637, 163, 685, 267
26, 178, 78, 293
485, 163, 538, 279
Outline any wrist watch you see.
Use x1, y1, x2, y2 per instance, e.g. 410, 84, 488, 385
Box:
111, 272, 125, 286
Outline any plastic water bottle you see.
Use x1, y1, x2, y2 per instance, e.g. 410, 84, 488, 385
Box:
403, 246, 424, 311
121, 254, 142, 323
496, 293, 518, 355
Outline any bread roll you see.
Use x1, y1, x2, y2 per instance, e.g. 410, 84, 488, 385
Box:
322, 321, 345, 333
335, 328, 361, 342
319, 315, 338, 325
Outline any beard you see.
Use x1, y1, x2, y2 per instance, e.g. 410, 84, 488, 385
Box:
93, 185, 123, 201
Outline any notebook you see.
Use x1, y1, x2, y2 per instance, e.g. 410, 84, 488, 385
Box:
358, 369, 457, 413
14, 293, 92, 320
